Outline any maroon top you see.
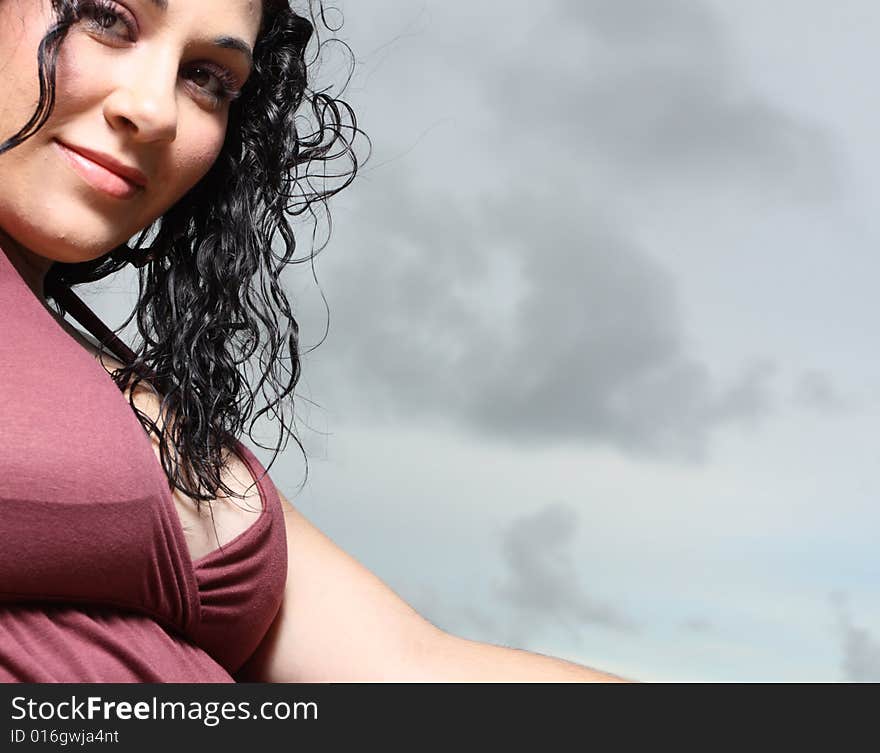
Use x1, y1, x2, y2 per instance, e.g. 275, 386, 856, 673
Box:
0, 248, 288, 682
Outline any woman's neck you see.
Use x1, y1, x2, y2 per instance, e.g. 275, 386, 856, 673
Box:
0, 230, 53, 307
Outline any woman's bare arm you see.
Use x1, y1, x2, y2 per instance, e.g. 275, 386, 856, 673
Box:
235, 488, 630, 683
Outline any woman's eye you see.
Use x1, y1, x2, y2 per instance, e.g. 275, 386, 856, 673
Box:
80, 2, 135, 41
190, 68, 220, 93
94, 11, 120, 30
186, 66, 241, 106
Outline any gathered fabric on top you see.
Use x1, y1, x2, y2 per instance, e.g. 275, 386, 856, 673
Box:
0, 248, 288, 682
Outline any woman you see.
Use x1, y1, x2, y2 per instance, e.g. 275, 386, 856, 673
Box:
0, 0, 625, 682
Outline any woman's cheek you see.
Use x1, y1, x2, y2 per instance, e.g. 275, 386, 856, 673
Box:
0, 4, 61, 128
172, 132, 227, 197
55, 31, 99, 91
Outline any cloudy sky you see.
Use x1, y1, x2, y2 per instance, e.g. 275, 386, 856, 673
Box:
82, 0, 880, 681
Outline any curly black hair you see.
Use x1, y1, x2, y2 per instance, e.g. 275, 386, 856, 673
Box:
1, 0, 367, 516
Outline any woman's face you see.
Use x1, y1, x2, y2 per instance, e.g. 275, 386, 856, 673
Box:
0, 0, 262, 265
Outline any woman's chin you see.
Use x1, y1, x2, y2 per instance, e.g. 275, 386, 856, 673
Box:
10, 208, 137, 262
2, 227, 124, 268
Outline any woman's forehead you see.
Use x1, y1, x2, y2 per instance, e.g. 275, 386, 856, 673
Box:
150, 0, 264, 46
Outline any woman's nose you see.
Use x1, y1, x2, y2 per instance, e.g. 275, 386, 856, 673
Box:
102, 72, 179, 144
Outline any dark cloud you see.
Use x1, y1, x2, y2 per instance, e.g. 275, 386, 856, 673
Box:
294, 0, 848, 458
832, 593, 880, 682
307, 176, 774, 459
681, 617, 714, 634
398, 503, 637, 649
841, 624, 880, 682
560, 0, 717, 45
491, 502, 637, 645
493, 0, 840, 200
794, 370, 848, 413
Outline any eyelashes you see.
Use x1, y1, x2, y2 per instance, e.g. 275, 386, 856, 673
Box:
185, 64, 243, 105
78, 0, 137, 41
75, 0, 243, 107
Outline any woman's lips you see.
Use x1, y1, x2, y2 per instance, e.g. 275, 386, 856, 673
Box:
53, 140, 144, 200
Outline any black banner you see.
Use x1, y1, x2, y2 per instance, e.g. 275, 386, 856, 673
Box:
0, 682, 869, 749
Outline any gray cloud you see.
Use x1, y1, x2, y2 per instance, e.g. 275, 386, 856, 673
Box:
794, 370, 848, 413
383, 502, 641, 648
491, 502, 637, 645
841, 624, 880, 682
399, 502, 637, 650
494, 0, 840, 200
560, 0, 717, 44
295, 0, 846, 459
681, 617, 714, 634
308, 176, 775, 459
832, 593, 880, 682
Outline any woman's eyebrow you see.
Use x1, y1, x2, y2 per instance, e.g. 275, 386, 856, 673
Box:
214, 36, 254, 70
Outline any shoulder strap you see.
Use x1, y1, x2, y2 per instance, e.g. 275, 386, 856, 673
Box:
50, 284, 163, 391
52, 284, 138, 367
